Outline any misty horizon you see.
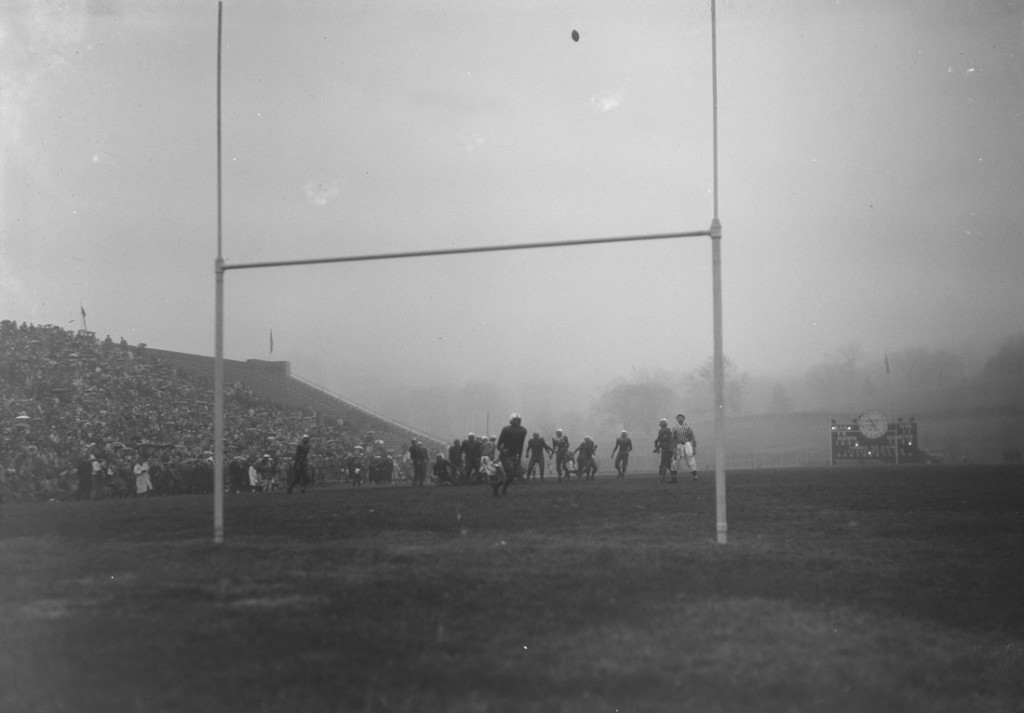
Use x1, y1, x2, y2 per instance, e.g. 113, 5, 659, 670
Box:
3, 1, 1021, 438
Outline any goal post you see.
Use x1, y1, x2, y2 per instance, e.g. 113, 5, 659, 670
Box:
212, 0, 727, 544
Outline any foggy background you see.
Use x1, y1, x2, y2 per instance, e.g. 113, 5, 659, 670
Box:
2, 1, 1022, 441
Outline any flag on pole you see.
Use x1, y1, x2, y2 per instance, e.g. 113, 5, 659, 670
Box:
884, 351, 890, 375
270, 329, 274, 354
81, 304, 86, 320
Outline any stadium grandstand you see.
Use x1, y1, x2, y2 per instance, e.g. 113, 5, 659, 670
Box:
0, 320, 446, 501
143, 347, 443, 454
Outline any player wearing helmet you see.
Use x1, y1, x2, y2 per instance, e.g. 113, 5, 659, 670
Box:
572, 436, 597, 481
654, 418, 675, 482
525, 432, 553, 481
494, 413, 527, 496
461, 433, 483, 484
611, 430, 633, 479
551, 428, 571, 481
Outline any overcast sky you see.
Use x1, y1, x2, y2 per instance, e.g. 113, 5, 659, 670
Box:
2, 0, 1022, 411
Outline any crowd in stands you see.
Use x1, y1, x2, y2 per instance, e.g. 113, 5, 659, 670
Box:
0, 321, 421, 502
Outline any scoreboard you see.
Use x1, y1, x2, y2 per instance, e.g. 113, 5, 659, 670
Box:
830, 413, 920, 465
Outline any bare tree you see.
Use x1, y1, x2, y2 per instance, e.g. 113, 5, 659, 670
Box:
770, 382, 793, 414
596, 369, 677, 433
682, 356, 748, 419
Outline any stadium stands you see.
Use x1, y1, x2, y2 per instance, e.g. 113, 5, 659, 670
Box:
0, 321, 445, 500
143, 347, 442, 455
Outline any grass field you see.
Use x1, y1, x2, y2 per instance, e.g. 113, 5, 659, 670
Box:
2, 466, 1023, 713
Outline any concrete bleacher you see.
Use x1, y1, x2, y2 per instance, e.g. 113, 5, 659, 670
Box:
141, 347, 446, 453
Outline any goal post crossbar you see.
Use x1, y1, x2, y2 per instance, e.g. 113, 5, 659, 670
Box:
220, 228, 713, 273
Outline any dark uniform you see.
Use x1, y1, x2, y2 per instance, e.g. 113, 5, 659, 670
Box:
448, 439, 463, 482
76, 455, 94, 500
409, 440, 429, 487
525, 433, 553, 480
494, 414, 527, 497
461, 435, 483, 484
433, 455, 457, 485
654, 420, 675, 482
611, 432, 633, 479
573, 437, 597, 481
288, 435, 311, 493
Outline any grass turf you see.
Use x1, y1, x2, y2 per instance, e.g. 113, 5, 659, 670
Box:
2, 465, 1023, 713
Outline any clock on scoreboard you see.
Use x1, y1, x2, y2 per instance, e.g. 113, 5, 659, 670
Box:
856, 410, 889, 440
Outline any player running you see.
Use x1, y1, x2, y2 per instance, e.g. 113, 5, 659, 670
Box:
611, 430, 633, 479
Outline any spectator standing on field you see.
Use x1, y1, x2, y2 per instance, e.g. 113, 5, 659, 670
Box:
252, 454, 275, 492
654, 418, 675, 482
409, 439, 429, 487
448, 439, 463, 481
134, 454, 154, 496
287, 435, 311, 494
494, 413, 527, 497
673, 413, 698, 481
347, 446, 366, 486
77, 453, 94, 500
525, 432, 552, 481
611, 430, 633, 479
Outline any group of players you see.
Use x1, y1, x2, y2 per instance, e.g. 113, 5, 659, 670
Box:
238, 412, 699, 497
427, 412, 699, 495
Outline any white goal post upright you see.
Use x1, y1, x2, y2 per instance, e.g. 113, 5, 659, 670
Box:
213, 0, 225, 544
710, 0, 726, 544
212, 1, 727, 544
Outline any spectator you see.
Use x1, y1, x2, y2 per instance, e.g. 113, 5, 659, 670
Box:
409, 439, 429, 487
77, 453, 94, 500
134, 454, 154, 496
448, 439, 463, 482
